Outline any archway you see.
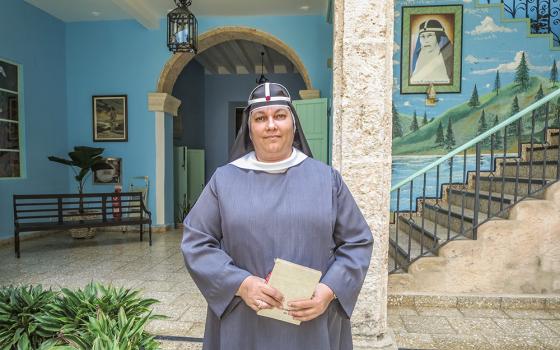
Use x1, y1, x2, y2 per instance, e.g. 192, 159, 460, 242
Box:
157, 26, 313, 94
148, 26, 314, 227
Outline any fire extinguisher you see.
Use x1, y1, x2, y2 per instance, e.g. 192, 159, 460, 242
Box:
112, 184, 122, 220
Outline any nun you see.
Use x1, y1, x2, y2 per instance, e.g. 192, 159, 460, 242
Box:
181, 82, 373, 350
410, 19, 454, 85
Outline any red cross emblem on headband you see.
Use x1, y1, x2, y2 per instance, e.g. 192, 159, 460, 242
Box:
266, 95, 271, 102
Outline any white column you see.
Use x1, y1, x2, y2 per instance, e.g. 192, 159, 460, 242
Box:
148, 93, 181, 227
331, 0, 397, 349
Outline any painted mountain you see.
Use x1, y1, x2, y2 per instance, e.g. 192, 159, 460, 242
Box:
392, 76, 559, 155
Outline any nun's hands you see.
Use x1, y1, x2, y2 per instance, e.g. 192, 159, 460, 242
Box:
288, 283, 335, 322
237, 276, 284, 312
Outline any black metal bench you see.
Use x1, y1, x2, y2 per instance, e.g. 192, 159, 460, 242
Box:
13, 192, 152, 258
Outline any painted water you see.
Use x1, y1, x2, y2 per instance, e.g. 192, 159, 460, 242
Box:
391, 155, 498, 211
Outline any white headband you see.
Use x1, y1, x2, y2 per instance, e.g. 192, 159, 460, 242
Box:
247, 82, 292, 106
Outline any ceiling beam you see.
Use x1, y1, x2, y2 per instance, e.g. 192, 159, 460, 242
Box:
238, 41, 258, 74
111, 0, 160, 29
195, 55, 218, 75
215, 45, 237, 75
228, 41, 254, 74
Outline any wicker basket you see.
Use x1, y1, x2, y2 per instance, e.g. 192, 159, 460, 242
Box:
67, 211, 97, 239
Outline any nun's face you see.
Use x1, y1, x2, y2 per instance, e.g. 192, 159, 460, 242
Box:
249, 106, 295, 162
419, 31, 438, 53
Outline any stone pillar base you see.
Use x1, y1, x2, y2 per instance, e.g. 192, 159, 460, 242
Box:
354, 329, 398, 350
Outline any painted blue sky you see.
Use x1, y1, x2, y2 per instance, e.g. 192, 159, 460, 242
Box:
393, 0, 558, 118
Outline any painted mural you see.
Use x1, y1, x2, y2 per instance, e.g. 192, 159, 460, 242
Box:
393, 0, 560, 159
391, 0, 560, 209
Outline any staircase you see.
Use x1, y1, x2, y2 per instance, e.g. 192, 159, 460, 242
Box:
389, 89, 560, 275
479, 0, 560, 49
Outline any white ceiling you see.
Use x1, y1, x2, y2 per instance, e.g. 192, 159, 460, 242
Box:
24, 0, 328, 28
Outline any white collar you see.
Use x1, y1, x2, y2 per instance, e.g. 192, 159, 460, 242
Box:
230, 148, 307, 174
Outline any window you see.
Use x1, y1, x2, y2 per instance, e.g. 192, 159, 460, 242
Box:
0, 59, 22, 178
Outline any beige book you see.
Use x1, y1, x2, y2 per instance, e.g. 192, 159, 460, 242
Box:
257, 258, 322, 325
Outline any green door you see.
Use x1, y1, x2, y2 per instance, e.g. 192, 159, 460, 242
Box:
292, 98, 328, 164
187, 149, 205, 208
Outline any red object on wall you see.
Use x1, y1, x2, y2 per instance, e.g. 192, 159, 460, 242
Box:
112, 185, 122, 220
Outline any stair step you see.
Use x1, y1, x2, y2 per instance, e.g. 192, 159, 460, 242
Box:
422, 201, 487, 235
446, 188, 513, 217
499, 160, 559, 179
476, 176, 549, 197
549, 130, 559, 145
389, 223, 437, 271
397, 214, 461, 243
522, 145, 559, 162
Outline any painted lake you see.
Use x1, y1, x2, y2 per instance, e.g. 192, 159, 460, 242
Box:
391, 154, 501, 211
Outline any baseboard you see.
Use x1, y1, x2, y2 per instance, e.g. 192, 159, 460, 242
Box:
151, 224, 175, 233
0, 231, 57, 247
0, 224, 168, 247
388, 292, 560, 310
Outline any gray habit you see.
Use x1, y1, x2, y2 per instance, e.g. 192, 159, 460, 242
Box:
181, 158, 373, 350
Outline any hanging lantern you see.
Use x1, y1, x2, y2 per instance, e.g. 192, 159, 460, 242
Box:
256, 52, 269, 84
167, 0, 198, 54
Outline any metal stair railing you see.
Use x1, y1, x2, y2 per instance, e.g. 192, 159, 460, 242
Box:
390, 88, 560, 273
478, 0, 560, 47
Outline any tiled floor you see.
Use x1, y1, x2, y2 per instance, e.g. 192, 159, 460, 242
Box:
389, 304, 560, 349
1, 229, 559, 349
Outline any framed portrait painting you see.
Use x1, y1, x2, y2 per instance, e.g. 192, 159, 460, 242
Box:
93, 157, 122, 184
92, 95, 128, 142
400, 5, 463, 94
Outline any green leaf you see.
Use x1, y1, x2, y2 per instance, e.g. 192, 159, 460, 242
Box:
16, 333, 31, 350
47, 156, 77, 167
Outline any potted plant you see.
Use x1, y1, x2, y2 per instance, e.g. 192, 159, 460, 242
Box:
48, 146, 112, 238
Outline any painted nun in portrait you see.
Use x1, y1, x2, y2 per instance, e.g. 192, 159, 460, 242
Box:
410, 19, 454, 85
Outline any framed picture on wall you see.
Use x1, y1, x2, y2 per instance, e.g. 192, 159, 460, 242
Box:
400, 5, 463, 94
92, 95, 128, 142
0, 59, 18, 93
93, 157, 122, 184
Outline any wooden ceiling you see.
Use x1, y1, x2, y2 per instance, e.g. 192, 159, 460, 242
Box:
194, 40, 298, 75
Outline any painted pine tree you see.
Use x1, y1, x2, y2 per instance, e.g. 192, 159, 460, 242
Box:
478, 109, 489, 146
491, 114, 502, 150
392, 103, 403, 138
507, 95, 521, 138
422, 111, 428, 126
493, 70, 501, 95
550, 59, 558, 87
511, 95, 520, 116
445, 119, 456, 150
435, 121, 445, 147
533, 83, 546, 120
468, 84, 480, 108
514, 52, 530, 91
410, 110, 419, 132
478, 109, 488, 135
535, 84, 544, 101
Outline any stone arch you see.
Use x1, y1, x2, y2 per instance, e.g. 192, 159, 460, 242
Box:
156, 26, 313, 94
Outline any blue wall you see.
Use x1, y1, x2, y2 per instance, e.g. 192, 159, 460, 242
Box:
0, 5, 332, 234
66, 16, 332, 225
0, 0, 67, 239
